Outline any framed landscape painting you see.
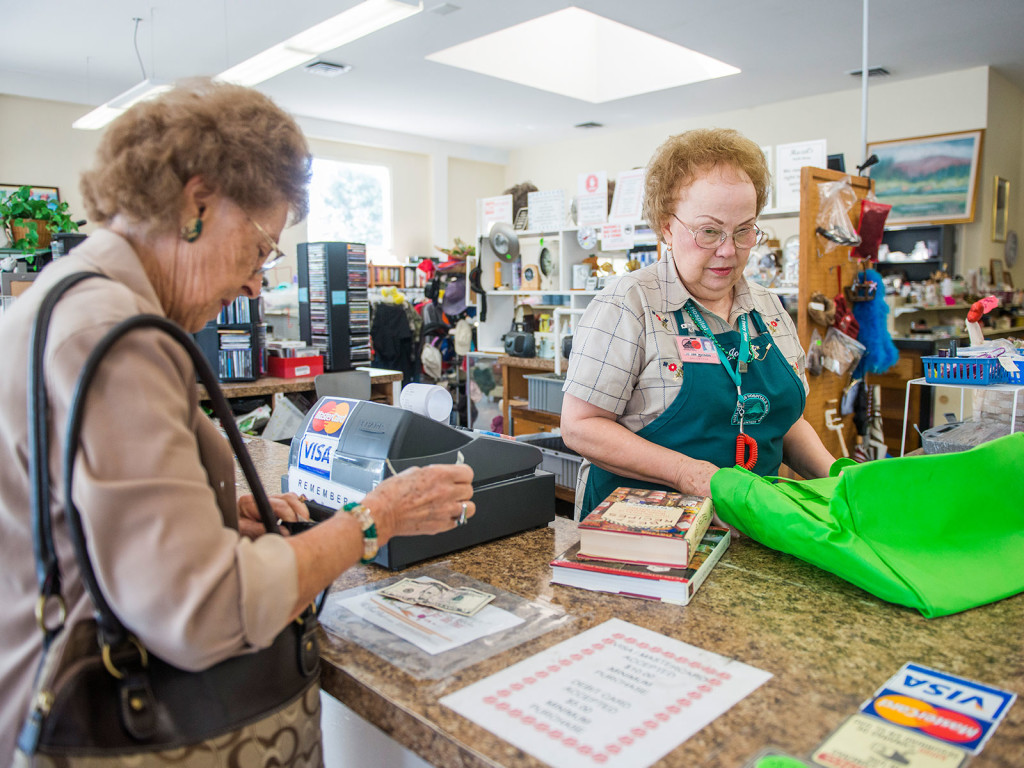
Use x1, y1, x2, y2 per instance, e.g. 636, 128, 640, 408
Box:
867, 129, 983, 225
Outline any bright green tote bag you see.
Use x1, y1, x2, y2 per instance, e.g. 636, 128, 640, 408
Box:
710, 432, 1024, 617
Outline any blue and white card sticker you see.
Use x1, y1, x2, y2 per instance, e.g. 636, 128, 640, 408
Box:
859, 662, 1016, 754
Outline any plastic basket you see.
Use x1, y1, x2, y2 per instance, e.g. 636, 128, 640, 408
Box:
515, 433, 581, 490
921, 356, 1002, 385
1002, 359, 1024, 386
525, 373, 566, 414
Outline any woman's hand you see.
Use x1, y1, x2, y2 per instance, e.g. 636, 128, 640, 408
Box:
237, 492, 309, 539
365, 463, 475, 542
675, 458, 719, 500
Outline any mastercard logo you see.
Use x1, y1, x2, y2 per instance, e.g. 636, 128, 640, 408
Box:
310, 400, 350, 435
873, 694, 981, 743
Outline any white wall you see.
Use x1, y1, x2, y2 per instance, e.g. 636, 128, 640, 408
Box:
0, 95, 104, 234
505, 67, 996, 258
448, 156, 506, 245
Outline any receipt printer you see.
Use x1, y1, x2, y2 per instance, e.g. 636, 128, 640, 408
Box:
284, 397, 555, 569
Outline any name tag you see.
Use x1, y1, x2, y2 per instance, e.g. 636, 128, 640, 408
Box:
675, 336, 719, 363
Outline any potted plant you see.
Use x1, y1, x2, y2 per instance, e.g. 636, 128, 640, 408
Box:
1, 186, 79, 270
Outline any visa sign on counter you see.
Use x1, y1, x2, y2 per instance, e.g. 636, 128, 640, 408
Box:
859, 663, 1016, 754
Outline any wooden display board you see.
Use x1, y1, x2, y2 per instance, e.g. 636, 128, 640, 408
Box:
797, 167, 874, 462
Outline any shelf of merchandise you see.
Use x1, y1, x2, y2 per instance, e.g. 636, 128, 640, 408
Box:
473, 223, 656, 354
899, 377, 1023, 456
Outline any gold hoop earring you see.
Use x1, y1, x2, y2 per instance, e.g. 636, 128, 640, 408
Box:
181, 218, 203, 243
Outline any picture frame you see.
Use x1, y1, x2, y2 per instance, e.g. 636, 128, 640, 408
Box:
0, 184, 61, 203
866, 130, 984, 226
992, 176, 1010, 242
990, 259, 1004, 288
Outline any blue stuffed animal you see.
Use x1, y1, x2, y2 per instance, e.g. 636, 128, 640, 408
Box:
852, 268, 899, 377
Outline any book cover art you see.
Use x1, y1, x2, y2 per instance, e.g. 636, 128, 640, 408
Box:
578, 486, 713, 541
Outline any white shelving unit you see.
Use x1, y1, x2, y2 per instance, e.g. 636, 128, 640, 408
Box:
473, 223, 657, 353
900, 377, 1023, 456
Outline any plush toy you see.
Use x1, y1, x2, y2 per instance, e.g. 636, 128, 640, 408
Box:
852, 268, 900, 378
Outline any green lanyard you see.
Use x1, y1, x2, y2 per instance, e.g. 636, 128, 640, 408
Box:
682, 299, 751, 387
682, 299, 759, 469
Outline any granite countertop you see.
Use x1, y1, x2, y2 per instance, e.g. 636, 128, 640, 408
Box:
242, 439, 1024, 767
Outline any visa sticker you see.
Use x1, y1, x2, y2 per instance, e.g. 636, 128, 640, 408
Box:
675, 335, 719, 363
859, 663, 1016, 754
297, 398, 356, 478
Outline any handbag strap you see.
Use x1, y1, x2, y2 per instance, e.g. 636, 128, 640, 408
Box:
28, 271, 110, 644
61, 313, 282, 646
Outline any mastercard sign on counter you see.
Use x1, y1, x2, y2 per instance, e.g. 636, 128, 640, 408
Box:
859, 663, 1016, 755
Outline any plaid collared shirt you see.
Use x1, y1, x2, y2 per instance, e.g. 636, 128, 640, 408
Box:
563, 255, 808, 434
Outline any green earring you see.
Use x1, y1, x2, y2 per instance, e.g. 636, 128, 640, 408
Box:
181, 218, 203, 242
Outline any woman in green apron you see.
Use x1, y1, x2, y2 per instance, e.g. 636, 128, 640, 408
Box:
561, 128, 835, 523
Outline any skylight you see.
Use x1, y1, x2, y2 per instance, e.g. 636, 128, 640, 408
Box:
426, 7, 740, 104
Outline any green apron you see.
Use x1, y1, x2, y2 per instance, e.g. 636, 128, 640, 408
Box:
581, 300, 806, 517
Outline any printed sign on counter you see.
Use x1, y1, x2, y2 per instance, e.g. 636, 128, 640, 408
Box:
813, 714, 968, 768
441, 618, 771, 768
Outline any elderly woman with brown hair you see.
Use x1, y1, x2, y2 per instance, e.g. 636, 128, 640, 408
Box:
561, 127, 834, 521
0, 80, 474, 762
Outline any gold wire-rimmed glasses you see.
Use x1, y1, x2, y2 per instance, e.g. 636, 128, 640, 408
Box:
246, 214, 286, 273
671, 213, 766, 250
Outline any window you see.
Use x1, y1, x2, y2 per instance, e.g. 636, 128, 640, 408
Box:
307, 158, 392, 259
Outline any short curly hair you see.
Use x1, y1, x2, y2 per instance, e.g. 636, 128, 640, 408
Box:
80, 79, 311, 232
643, 128, 770, 241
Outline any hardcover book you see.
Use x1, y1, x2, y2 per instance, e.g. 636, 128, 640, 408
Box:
577, 486, 715, 568
550, 528, 731, 604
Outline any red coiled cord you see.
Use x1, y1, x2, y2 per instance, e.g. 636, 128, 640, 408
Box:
735, 433, 758, 470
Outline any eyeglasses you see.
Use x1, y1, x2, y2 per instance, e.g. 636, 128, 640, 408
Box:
672, 214, 766, 250
246, 214, 286, 273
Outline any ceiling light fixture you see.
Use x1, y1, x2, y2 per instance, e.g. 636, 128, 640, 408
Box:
426, 7, 739, 103
216, 0, 422, 87
305, 61, 353, 77
73, 18, 171, 130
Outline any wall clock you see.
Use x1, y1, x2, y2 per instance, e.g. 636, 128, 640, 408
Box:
577, 226, 597, 249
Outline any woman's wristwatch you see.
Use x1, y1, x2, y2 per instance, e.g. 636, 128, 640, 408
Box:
343, 502, 379, 564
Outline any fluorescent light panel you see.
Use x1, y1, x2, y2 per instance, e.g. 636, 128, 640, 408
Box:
72, 79, 172, 130
217, 0, 422, 86
426, 7, 740, 103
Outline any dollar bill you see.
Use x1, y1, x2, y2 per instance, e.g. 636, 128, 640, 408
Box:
377, 577, 495, 617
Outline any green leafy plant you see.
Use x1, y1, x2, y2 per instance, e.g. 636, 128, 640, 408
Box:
1, 186, 79, 261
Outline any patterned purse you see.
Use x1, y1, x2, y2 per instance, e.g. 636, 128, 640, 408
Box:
15, 273, 323, 766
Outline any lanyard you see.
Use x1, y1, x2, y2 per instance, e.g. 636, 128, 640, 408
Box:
682, 300, 750, 387
682, 300, 758, 469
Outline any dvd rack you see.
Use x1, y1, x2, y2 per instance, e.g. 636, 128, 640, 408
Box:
297, 241, 371, 371
193, 296, 265, 382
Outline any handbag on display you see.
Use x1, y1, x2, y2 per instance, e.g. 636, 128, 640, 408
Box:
710, 434, 1024, 618
503, 320, 535, 358
15, 273, 323, 766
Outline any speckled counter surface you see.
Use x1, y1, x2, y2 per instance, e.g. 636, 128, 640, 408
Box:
242, 439, 1023, 767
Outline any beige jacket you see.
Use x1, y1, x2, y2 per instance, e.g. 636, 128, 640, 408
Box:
0, 231, 298, 760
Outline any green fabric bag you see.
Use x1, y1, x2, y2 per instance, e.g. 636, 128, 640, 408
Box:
710, 432, 1024, 617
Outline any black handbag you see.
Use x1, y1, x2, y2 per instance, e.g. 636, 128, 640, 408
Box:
503, 321, 535, 358
16, 273, 323, 766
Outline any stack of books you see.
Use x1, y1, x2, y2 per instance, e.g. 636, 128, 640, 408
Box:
550, 487, 730, 604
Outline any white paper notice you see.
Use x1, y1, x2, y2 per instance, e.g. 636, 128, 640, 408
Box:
775, 139, 827, 211
339, 589, 524, 656
441, 618, 771, 768
480, 194, 513, 233
577, 171, 608, 226
608, 169, 645, 223
600, 223, 635, 251
528, 190, 567, 232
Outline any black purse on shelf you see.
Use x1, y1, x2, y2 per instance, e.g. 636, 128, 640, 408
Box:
15, 273, 323, 766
